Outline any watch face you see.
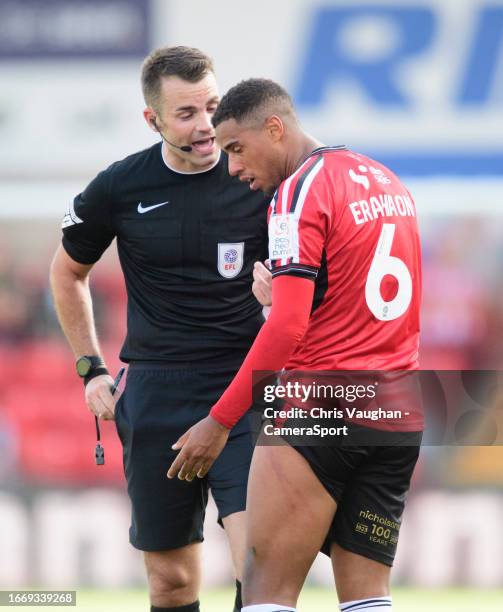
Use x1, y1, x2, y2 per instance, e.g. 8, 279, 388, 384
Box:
76, 356, 92, 377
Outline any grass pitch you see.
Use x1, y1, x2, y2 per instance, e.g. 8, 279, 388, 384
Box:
22, 586, 503, 611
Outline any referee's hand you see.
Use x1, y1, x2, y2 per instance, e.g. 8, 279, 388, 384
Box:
167, 415, 230, 482
252, 260, 272, 306
85, 374, 119, 421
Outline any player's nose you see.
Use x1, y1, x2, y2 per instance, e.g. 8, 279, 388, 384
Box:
227, 155, 243, 177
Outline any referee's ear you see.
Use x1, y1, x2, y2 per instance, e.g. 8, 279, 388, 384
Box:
144, 107, 158, 132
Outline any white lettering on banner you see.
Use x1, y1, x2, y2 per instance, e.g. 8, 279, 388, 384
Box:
296, 1, 503, 109
0, 494, 29, 586
0, 490, 231, 587
35, 490, 136, 587
1, 1, 502, 177
0, 490, 503, 587
401, 492, 503, 587
293, 0, 503, 156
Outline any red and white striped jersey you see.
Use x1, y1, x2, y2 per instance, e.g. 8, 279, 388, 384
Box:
268, 146, 422, 372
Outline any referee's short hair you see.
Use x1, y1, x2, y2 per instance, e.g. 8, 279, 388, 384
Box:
212, 78, 295, 128
141, 46, 214, 111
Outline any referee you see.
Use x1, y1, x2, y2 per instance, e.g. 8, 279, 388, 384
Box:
50, 47, 269, 612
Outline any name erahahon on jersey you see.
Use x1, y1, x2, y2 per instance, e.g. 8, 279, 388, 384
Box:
349, 194, 416, 225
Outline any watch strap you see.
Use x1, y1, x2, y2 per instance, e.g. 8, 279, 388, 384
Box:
76, 355, 109, 386
84, 367, 110, 386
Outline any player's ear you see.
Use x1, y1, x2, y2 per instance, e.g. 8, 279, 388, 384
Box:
265, 115, 284, 143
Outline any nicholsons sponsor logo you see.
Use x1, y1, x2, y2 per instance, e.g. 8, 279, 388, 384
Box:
218, 242, 244, 278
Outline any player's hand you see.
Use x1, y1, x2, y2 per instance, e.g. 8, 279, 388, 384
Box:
252, 260, 272, 306
85, 374, 119, 421
167, 415, 230, 481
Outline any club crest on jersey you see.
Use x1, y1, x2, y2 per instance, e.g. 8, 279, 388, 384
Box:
218, 242, 244, 278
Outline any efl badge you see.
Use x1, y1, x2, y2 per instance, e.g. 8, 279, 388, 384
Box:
218, 242, 244, 278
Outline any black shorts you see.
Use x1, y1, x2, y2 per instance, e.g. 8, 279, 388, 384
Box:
114, 362, 254, 551
292, 427, 422, 566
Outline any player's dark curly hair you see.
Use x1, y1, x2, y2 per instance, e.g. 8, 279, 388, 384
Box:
212, 78, 294, 128
141, 46, 214, 110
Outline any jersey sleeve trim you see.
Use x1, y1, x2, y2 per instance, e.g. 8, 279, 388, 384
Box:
271, 263, 318, 280
269, 155, 325, 268
61, 200, 83, 228
277, 154, 322, 216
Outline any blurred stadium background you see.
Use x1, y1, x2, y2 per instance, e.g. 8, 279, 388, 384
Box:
0, 0, 502, 609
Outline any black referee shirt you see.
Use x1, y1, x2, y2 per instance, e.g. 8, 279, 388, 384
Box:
61, 143, 269, 364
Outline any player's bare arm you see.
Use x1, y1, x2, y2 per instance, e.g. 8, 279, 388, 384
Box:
252, 260, 272, 306
50, 245, 116, 420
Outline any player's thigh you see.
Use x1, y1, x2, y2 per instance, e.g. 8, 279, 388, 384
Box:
245, 443, 337, 600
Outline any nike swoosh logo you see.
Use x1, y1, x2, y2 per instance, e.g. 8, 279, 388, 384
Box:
137, 201, 169, 214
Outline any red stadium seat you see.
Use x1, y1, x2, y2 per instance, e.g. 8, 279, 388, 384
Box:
12, 340, 74, 387
4, 382, 124, 484
17, 418, 124, 485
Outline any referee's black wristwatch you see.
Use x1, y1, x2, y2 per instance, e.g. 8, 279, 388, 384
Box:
76, 355, 109, 386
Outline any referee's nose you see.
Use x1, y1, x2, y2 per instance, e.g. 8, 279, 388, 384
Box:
198, 110, 214, 133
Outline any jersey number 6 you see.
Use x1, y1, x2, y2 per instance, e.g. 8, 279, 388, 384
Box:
365, 223, 413, 321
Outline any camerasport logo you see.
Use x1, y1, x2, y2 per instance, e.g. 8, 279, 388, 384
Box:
218, 242, 244, 278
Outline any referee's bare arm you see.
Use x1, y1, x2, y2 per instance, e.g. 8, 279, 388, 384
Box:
50, 245, 116, 420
